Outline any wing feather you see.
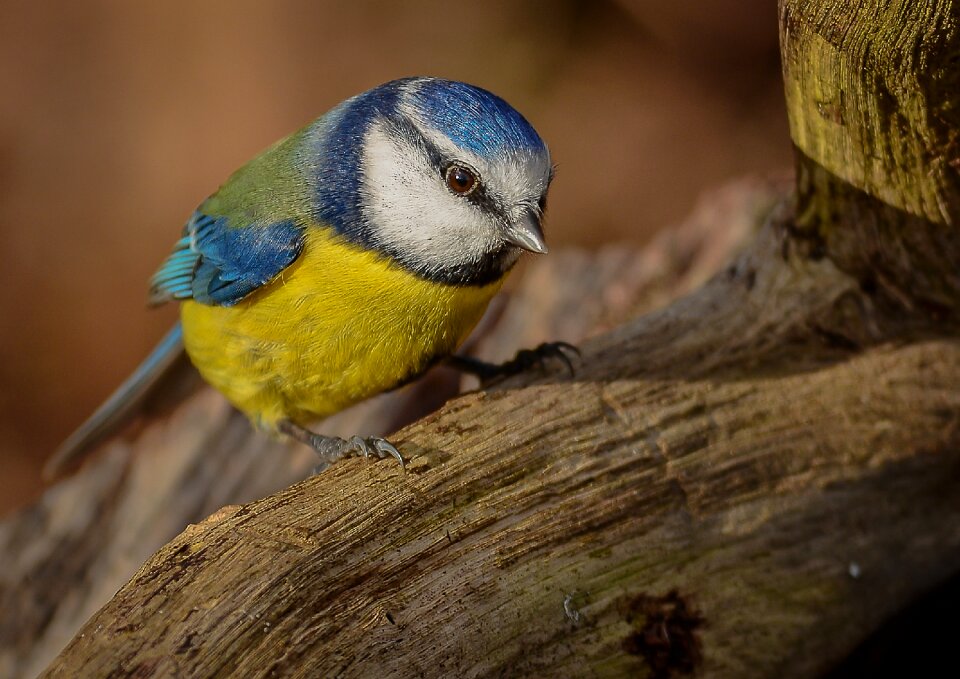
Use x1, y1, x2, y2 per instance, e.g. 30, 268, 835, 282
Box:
150, 211, 305, 307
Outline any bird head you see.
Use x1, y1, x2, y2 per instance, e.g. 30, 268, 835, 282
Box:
311, 77, 553, 286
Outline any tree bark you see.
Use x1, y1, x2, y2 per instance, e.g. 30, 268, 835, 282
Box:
2, 179, 778, 679
781, 0, 960, 312
16, 0, 960, 676
39, 213, 960, 678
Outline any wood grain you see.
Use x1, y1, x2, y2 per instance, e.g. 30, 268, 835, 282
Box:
1, 178, 785, 679
36, 207, 960, 677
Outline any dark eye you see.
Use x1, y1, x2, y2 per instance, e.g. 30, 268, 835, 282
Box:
445, 164, 478, 195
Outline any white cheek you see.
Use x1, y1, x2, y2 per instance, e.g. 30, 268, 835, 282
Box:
359, 123, 502, 276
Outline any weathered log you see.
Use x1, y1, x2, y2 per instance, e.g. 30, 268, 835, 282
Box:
35, 203, 960, 678
1, 177, 780, 679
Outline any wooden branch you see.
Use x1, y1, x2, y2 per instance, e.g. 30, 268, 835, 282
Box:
35, 208, 960, 678
1, 178, 783, 679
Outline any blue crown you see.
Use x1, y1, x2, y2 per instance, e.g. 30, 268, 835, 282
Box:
404, 78, 546, 157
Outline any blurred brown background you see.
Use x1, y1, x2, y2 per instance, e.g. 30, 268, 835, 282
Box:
0, 0, 790, 514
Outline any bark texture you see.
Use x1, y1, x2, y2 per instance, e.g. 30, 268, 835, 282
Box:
782, 0, 960, 310
10, 0, 960, 676
1, 179, 778, 679
39, 205, 960, 678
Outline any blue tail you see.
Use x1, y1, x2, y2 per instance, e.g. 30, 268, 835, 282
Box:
45, 323, 185, 478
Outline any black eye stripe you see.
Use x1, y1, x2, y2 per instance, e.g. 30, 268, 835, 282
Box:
385, 114, 509, 222
384, 115, 446, 169
464, 182, 504, 218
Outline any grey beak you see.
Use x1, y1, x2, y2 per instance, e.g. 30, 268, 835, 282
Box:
503, 212, 548, 254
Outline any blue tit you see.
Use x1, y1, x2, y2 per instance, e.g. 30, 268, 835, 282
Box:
48, 77, 569, 476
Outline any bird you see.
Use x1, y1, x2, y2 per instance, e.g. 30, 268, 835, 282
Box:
46, 77, 576, 478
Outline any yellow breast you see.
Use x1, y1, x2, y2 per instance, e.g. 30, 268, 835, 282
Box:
180, 227, 504, 429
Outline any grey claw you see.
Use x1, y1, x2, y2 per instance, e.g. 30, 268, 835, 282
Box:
348, 435, 405, 469
372, 438, 405, 469
554, 341, 581, 358
279, 420, 405, 470
533, 341, 580, 377
349, 435, 370, 458
553, 348, 575, 377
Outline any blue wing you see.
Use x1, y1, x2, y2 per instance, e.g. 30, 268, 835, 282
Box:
150, 211, 305, 306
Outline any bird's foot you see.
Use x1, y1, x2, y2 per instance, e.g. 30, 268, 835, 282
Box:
447, 341, 580, 383
278, 421, 404, 470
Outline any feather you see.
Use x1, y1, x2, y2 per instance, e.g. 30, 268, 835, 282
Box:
150, 212, 305, 307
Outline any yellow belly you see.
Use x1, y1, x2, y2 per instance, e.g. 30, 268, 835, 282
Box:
180, 228, 504, 429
